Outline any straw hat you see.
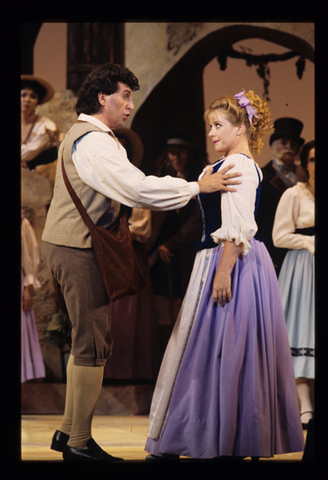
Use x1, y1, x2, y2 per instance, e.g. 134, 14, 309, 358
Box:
21, 74, 55, 104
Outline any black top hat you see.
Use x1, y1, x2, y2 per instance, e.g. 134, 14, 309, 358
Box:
270, 117, 304, 147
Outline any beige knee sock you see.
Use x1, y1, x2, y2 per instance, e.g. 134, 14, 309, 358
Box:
58, 354, 74, 435
67, 363, 104, 450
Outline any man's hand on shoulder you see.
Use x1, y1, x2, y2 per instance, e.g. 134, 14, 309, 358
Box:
197, 164, 242, 194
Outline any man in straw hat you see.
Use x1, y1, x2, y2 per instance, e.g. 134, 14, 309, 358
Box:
256, 117, 306, 274
41, 63, 242, 461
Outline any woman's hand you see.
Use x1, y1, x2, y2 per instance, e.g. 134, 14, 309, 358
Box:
197, 164, 242, 194
212, 271, 231, 307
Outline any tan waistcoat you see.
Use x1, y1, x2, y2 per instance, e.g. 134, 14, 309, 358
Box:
42, 121, 121, 248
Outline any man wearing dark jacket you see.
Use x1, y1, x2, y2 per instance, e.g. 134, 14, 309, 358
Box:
256, 117, 306, 275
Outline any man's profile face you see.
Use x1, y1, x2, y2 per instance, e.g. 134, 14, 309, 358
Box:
100, 82, 134, 129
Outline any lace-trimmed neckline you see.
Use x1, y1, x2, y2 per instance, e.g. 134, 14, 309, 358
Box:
211, 153, 259, 168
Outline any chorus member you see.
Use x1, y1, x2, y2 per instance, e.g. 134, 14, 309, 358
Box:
149, 134, 204, 348
273, 140, 315, 430
21, 213, 46, 382
21, 75, 61, 182
256, 117, 305, 274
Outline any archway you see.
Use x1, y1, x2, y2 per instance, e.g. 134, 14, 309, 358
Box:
131, 24, 314, 174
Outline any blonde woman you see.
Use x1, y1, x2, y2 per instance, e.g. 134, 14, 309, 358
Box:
145, 90, 304, 461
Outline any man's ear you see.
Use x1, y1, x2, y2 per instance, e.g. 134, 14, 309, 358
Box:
98, 92, 106, 107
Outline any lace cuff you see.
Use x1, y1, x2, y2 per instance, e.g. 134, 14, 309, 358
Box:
211, 226, 253, 256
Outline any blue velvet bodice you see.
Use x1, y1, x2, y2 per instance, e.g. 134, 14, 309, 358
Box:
194, 156, 262, 252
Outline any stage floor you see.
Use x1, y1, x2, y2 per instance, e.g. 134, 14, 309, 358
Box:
21, 414, 306, 462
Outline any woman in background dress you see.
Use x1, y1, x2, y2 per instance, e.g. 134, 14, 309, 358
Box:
273, 140, 315, 429
21, 74, 61, 182
21, 212, 46, 382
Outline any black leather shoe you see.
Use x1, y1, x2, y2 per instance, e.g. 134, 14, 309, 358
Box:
51, 430, 69, 452
63, 438, 124, 461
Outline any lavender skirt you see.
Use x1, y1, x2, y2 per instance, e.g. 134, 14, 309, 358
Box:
145, 239, 304, 458
21, 271, 45, 383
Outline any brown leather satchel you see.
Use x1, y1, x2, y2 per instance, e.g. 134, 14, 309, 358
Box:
61, 154, 146, 301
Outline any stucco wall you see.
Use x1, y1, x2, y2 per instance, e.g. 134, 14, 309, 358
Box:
124, 22, 314, 127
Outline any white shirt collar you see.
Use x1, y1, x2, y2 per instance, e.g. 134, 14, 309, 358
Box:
78, 113, 112, 133
273, 157, 285, 166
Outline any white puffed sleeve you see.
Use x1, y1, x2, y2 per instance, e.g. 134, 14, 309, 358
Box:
72, 116, 200, 211
272, 184, 315, 254
210, 154, 261, 256
128, 208, 152, 243
21, 115, 60, 161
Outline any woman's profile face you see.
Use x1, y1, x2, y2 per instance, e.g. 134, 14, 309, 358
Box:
208, 110, 239, 154
21, 87, 39, 114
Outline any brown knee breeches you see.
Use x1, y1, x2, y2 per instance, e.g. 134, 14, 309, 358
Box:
42, 241, 112, 366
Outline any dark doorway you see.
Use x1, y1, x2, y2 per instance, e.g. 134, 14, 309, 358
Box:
131, 24, 314, 174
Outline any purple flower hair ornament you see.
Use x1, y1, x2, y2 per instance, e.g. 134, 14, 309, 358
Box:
233, 89, 259, 125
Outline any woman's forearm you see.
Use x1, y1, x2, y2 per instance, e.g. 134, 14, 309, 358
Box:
217, 240, 243, 274
212, 240, 243, 306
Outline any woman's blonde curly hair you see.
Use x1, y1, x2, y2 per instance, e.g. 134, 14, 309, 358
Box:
204, 90, 274, 155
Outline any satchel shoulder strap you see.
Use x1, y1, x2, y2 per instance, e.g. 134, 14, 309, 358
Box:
61, 149, 96, 234
61, 120, 123, 235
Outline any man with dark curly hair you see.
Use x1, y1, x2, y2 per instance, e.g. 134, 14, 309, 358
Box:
42, 63, 242, 461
